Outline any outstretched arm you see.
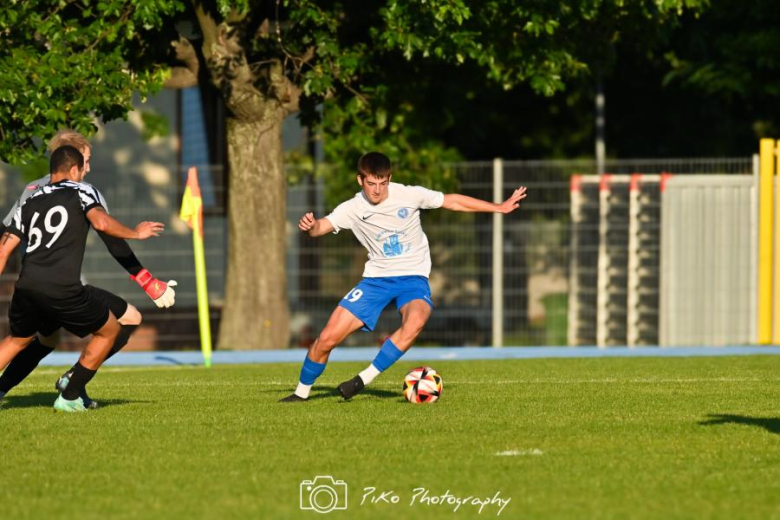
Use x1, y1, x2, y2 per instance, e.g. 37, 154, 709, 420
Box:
96, 225, 178, 309
298, 212, 335, 238
0, 232, 21, 276
441, 186, 527, 214
97, 232, 144, 276
86, 207, 164, 240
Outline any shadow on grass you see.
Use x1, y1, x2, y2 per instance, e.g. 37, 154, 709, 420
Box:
360, 388, 399, 399
700, 414, 780, 435
313, 387, 401, 401
3, 392, 147, 410
272, 387, 401, 402
308, 388, 341, 400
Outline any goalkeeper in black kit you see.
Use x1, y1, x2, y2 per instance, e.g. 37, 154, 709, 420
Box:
0, 130, 177, 409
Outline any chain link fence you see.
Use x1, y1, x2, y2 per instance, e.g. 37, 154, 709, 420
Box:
0, 157, 753, 350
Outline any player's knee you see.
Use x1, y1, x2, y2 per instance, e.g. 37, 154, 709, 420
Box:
107, 319, 121, 338
314, 331, 338, 353
97, 315, 121, 339
6, 336, 34, 353
119, 305, 142, 326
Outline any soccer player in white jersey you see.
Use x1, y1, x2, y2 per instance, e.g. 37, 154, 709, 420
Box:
280, 152, 527, 402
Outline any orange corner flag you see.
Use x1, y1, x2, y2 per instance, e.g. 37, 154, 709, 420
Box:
180, 167, 203, 235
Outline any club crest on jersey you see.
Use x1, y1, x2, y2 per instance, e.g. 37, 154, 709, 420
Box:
397, 208, 409, 219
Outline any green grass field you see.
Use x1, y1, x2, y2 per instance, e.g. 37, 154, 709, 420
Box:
2, 356, 780, 519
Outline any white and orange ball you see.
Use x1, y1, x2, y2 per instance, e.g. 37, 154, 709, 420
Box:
403, 366, 443, 403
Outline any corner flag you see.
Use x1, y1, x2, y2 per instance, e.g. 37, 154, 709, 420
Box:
180, 167, 213, 367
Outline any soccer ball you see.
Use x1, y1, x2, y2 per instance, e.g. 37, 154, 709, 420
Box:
403, 366, 442, 403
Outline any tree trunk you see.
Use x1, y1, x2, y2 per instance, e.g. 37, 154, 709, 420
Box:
218, 112, 290, 349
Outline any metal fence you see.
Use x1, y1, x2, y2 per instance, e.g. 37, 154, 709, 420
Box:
0, 157, 754, 350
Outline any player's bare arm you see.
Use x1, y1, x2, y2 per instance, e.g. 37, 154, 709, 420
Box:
0, 231, 21, 276
298, 212, 335, 237
86, 207, 164, 239
441, 186, 528, 213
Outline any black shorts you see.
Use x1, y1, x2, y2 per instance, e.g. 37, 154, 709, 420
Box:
84, 285, 129, 320
8, 285, 116, 338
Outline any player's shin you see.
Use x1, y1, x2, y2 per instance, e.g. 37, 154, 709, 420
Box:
360, 338, 404, 385
0, 338, 54, 394
57, 318, 118, 404
80, 315, 120, 370
0, 336, 35, 372
104, 324, 138, 361
294, 356, 327, 399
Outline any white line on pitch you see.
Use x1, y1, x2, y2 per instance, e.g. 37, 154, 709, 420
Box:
496, 449, 544, 456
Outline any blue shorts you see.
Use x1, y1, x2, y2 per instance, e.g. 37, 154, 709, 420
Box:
339, 276, 433, 332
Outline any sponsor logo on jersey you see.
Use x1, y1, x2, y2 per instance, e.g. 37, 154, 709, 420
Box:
382, 235, 403, 257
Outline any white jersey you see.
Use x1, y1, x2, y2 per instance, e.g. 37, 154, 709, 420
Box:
325, 182, 444, 278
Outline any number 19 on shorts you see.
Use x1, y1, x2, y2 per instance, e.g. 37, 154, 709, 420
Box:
343, 287, 363, 303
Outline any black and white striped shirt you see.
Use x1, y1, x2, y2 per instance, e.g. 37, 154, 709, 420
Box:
7, 180, 107, 294
2, 175, 109, 227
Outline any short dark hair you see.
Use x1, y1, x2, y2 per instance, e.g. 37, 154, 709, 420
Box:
50, 145, 84, 174
357, 152, 392, 178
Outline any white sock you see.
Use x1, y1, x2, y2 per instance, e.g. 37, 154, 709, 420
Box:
359, 364, 381, 386
295, 382, 312, 399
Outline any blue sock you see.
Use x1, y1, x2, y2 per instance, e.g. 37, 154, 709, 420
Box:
371, 338, 404, 372
299, 356, 327, 385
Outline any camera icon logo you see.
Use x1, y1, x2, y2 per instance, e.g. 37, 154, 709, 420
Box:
299, 476, 348, 513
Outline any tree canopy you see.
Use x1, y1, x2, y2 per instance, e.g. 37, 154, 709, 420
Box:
0, 0, 181, 163
1, 0, 709, 168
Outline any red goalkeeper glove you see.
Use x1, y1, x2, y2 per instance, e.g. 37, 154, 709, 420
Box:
131, 268, 177, 308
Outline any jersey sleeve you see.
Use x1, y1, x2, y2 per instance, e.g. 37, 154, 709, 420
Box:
77, 184, 107, 213
324, 199, 356, 233
2, 176, 46, 227
2, 198, 20, 228
410, 186, 445, 209
5, 204, 25, 239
